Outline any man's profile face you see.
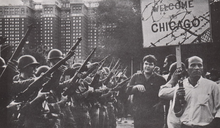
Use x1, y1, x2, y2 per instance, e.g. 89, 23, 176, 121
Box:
24, 65, 37, 77
49, 59, 61, 67
143, 61, 155, 74
187, 57, 203, 78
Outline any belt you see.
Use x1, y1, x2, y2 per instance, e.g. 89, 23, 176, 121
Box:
181, 124, 211, 128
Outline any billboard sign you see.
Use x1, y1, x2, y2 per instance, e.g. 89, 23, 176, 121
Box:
141, 0, 211, 47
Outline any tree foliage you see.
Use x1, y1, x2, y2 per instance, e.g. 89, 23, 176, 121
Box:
93, 0, 143, 60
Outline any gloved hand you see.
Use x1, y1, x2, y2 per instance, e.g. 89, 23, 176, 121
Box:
58, 65, 67, 73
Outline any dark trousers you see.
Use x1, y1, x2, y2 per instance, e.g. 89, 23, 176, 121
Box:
133, 110, 163, 128
181, 123, 214, 128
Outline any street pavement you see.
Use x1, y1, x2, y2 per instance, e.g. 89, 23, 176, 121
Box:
116, 116, 134, 128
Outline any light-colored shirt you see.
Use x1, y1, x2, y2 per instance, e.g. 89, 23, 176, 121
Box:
159, 77, 220, 127
159, 83, 181, 128
174, 77, 220, 126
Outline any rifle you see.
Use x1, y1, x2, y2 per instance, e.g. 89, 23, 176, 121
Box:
115, 66, 128, 84
63, 48, 97, 96
97, 77, 130, 103
102, 59, 120, 85
14, 37, 82, 102
108, 58, 114, 69
81, 54, 110, 79
98, 77, 130, 101
122, 66, 128, 75
0, 24, 34, 78
111, 77, 131, 91
89, 56, 110, 89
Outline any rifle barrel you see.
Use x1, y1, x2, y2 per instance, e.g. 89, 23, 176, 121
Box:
15, 37, 82, 102
0, 24, 34, 78
63, 48, 97, 96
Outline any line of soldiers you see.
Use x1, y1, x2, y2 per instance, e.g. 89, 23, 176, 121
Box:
0, 46, 130, 128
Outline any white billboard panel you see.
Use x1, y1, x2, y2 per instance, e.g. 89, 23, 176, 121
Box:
141, 0, 211, 47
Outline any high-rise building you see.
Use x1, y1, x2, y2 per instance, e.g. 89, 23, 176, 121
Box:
0, 0, 103, 62
0, 4, 35, 52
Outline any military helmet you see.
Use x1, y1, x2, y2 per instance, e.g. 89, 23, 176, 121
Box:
116, 72, 127, 79
102, 67, 110, 75
35, 65, 50, 77
71, 63, 82, 69
0, 57, 6, 68
17, 55, 39, 70
47, 49, 63, 60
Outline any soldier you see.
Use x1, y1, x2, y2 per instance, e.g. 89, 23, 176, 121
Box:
9, 55, 49, 128
98, 66, 117, 128
11, 55, 40, 98
66, 62, 96, 128
0, 57, 6, 73
46, 49, 77, 128
71, 76, 93, 128
114, 72, 129, 123
0, 57, 18, 127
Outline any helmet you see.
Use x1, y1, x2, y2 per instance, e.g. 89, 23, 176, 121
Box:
71, 63, 82, 69
35, 65, 50, 77
116, 72, 127, 79
102, 67, 110, 75
17, 55, 39, 70
83, 76, 92, 86
0, 57, 6, 68
47, 49, 63, 60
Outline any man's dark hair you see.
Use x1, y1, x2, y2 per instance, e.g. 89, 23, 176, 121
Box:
143, 55, 157, 64
165, 54, 176, 64
167, 62, 187, 81
184, 58, 189, 69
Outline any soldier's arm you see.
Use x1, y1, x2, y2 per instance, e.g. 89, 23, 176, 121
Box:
11, 77, 35, 96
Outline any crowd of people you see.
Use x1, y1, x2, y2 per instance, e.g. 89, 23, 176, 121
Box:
128, 54, 220, 128
1, 35, 220, 128
0, 46, 132, 128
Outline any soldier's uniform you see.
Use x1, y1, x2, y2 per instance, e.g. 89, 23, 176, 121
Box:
9, 55, 51, 128
47, 49, 77, 128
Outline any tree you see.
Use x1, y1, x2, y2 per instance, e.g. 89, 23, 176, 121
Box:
93, 0, 143, 61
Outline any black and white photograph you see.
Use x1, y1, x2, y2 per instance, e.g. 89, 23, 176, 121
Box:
0, 0, 220, 128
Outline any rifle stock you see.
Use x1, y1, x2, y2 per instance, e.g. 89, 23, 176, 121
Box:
14, 37, 82, 102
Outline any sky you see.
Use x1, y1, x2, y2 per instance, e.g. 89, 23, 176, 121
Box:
1, 0, 24, 5
0, 0, 101, 6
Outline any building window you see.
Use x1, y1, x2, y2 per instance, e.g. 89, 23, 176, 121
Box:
15, 8, 19, 14
21, 8, 25, 14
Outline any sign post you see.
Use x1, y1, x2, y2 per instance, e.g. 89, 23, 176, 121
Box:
176, 44, 182, 69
